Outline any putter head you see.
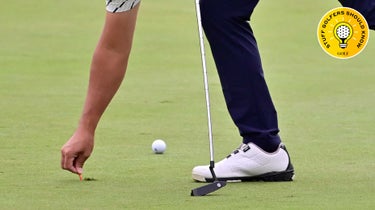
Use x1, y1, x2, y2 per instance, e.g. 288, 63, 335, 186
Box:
191, 181, 227, 196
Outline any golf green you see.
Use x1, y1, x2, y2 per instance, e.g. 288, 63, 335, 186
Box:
1, 0, 374, 209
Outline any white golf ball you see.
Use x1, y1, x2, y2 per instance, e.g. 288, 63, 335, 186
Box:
152, 139, 166, 154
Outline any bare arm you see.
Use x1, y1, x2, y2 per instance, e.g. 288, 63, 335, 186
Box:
61, 5, 140, 175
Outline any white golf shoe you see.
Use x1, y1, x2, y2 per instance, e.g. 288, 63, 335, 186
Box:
192, 143, 295, 182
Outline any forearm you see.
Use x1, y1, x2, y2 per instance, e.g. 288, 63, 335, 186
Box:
78, 48, 128, 133
76, 10, 139, 134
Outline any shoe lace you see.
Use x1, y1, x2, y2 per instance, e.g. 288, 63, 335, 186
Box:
226, 143, 250, 158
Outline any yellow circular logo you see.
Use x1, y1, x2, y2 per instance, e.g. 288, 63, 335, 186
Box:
317, 7, 369, 59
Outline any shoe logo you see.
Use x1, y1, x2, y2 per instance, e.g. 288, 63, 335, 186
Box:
317, 7, 369, 59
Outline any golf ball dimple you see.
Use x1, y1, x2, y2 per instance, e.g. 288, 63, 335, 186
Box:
152, 139, 166, 154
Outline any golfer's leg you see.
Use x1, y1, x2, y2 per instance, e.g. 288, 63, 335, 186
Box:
200, 0, 280, 152
339, 0, 375, 30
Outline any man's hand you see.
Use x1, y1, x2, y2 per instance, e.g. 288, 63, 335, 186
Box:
61, 130, 94, 175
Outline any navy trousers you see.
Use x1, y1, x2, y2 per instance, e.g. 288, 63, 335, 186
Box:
339, 0, 375, 30
200, 0, 281, 152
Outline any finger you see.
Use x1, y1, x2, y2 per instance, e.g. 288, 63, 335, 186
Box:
61, 149, 78, 174
73, 154, 90, 175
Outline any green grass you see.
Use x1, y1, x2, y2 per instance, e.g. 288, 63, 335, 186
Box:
1, 0, 375, 209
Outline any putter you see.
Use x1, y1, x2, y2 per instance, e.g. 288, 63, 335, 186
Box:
191, 0, 227, 196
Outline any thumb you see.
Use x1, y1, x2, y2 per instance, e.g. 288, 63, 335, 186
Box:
73, 154, 89, 175
75, 166, 83, 175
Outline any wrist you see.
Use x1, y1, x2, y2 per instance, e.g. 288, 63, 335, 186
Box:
77, 117, 98, 136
